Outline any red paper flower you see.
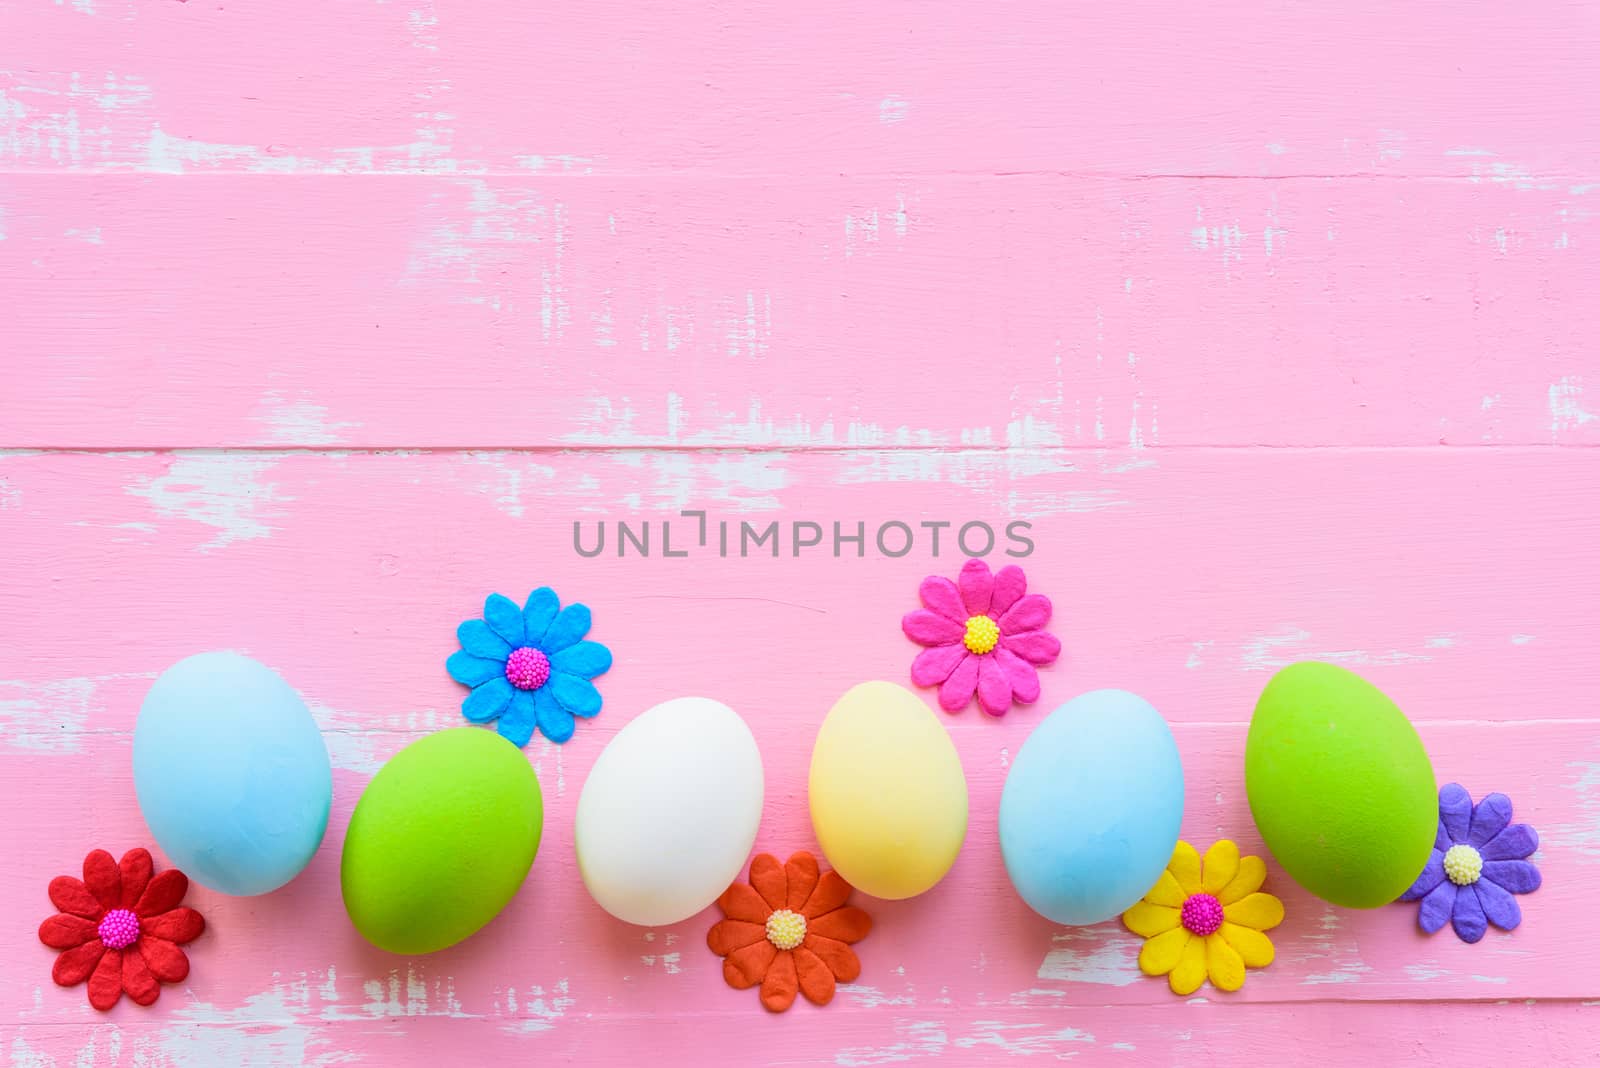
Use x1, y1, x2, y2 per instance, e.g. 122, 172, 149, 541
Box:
39, 848, 205, 1010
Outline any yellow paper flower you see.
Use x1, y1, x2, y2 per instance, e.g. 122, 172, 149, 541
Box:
1122, 840, 1283, 995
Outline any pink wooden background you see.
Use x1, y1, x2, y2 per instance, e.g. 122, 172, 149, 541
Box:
4, 1, 1599, 1063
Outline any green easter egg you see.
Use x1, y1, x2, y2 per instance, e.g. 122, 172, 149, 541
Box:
342, 727, 543, 954
1245, 661, 1436, 908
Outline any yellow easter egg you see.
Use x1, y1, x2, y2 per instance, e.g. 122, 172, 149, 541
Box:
808, 681, 969, 899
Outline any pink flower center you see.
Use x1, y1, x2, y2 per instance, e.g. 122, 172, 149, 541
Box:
1180, 893, 1224, 936
98, 908, 141, 949
505, 646, 551, 690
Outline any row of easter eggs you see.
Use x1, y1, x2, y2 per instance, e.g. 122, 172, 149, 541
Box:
132, 653, 1439, 954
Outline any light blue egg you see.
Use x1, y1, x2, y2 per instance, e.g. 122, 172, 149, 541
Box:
999, 689, 1184, 925
133, 651, 332, 896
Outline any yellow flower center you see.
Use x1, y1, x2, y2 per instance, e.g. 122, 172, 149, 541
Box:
963, 615, 1000, 655
1443, 844, 1483, 886
765, 909, 806, 951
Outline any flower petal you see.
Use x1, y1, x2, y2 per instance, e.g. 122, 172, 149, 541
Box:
722, 939, 776, 989
1222, 892, 1284, 932
83, 850, 121, 914
1468, 793, 1515, 846
804, 934, 862, 982
1433, 819, 1452, 852
793, 945, 837, 1005
1417, 879, 1457, 933
808, 907, 872, 944
1168, 841, 1202, 896
55, 940, 107, 987
447, 651, 504, 687
1481, 823, 1539, 861
123, 948, 160, 1006
1205, 932, 1247, 992
1399, 850, 1445, 902
1202, 840, 1240, 895
917, 575, 967, 623
1482, 859, 1542, 894
1475, 878, 1522, 931
49, 876, 103, 920
997, 593, 1052, 636
957, 558, 994, 615
483, 593, 525, 646
457, 619, 512, 660
1217, 855, 1267, 905
1439, 783, 1473, 845
801, 871, 852, 919
1001, 630, 1061, 666
522, 587, 561, 645
139, 937, 190, 983
1122, 901, 1180, 938
495, 691, 538, 747
750, 854, 787, 911
707, 919, 766, 956
785, 853, 820, 911
718, 882, 772, 924
1137, 927, 1189, 976
975, 654, 1012, 717
40, 913, 98, 949
938, 654, 980, 711
1219, 922, 1274, 968
88, 948, 124, 1010
993, 647, 1040, 704
1169, 933, 1208, 995
760, 950, 799, 1012
550, 641, 612, 679
118, 849, 153, 910
134, 870, 188, 918
1144, 870, 1186, 908
903, 609, 964, 647
910, 643, 967, 687
550, 673, 602, 718
531, 689, 575, 744
989, 565, 1028, 617
541, 604, 592, 653
1451, 883, 1488, 943
142, 907, 205, 945
462, 676, 514, 723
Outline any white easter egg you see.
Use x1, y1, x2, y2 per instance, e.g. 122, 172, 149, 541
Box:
576, 697, 764, 926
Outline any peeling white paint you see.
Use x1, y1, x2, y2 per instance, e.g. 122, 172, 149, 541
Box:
639, 951, 682, 974
835, 1020, 948, 1066
1036, 930, 1142, 986
125, 455, 285, 549
1241, 626, 1433, 671
0, 676, 112, 753
1550, 376, 1595, 436
878, 96, 909, 124
254, 393, 356, 446
954, 1022, 1096, 1056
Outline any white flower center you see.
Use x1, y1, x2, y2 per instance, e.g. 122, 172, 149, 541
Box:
1443, 844, 1483, 886
764, 909, 806, 950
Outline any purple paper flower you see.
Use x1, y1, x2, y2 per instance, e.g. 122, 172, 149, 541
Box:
1398, 783, 1541, 943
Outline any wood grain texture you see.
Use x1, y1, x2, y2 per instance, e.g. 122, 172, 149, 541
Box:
3, 0, 1599, 1063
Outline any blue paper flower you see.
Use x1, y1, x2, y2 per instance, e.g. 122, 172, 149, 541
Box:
447, 589, 612, 746
1397, 783, 1541, 943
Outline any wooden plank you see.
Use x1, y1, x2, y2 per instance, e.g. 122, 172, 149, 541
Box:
4, 175, 1597, 448
3, 2, 1598, 179
1, 448, 1593, 1028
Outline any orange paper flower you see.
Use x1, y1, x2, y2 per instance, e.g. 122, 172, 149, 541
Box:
706, 851, 872, 1011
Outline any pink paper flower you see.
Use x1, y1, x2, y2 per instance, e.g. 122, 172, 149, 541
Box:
902, 558, 1061, 716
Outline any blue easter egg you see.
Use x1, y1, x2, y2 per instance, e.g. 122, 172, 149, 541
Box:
133, 651, 332, 896
999, 689, 1184, 925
